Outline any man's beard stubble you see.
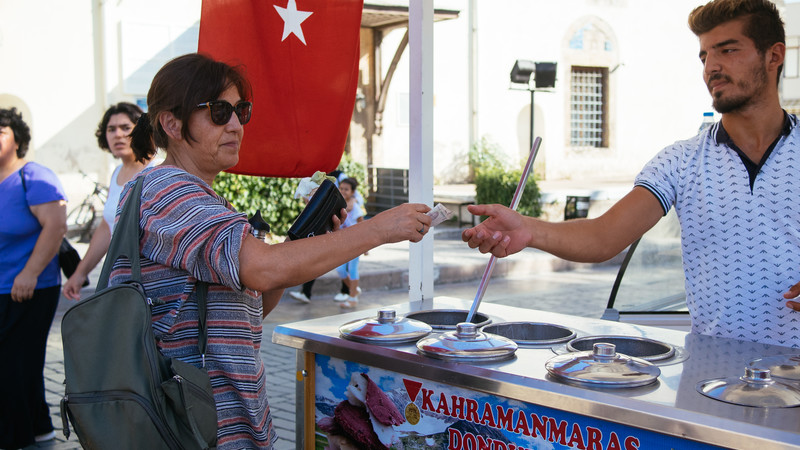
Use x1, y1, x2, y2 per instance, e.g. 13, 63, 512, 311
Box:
710, 62, 769, 114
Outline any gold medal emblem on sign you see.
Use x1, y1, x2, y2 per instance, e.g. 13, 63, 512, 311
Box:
405, 402, 420, 425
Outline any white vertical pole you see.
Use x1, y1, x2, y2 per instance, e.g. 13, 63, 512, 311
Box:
408, 0, 434, 303
468, 0, 478, 149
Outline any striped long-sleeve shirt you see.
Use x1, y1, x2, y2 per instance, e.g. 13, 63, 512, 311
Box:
109, 165, 277, 448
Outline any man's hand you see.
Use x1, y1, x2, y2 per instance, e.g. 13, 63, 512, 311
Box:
461, 204, 531, 258
784, 281, 800, 311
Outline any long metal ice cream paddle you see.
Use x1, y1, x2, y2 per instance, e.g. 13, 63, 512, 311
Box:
465, 136, 542, 323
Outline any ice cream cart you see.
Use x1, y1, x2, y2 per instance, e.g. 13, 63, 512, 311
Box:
273, 297, 800, 449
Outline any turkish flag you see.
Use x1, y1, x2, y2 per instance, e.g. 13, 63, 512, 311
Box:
198, 0, 363, 177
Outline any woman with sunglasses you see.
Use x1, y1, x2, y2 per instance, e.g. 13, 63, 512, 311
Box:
62, 102, 155, 300
118, 53, 431, 449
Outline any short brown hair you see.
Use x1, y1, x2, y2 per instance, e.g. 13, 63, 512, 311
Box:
688, 0, 785, 79
130, 53, 252, 162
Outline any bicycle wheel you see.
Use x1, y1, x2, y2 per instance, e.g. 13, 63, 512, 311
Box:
94, 184, 109, 205
67, 202, 97, 243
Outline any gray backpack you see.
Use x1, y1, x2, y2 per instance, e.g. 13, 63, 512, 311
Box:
60, 176, 218, 449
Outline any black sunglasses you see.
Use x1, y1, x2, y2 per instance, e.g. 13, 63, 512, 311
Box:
196, 100, 253, 126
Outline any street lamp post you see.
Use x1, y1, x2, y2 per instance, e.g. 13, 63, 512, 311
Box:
529, 89, 535, 153
510, 60, 557, 150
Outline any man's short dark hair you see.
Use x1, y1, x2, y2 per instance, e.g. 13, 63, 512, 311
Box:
688, 0, 785, 80
0, 107, 31, 158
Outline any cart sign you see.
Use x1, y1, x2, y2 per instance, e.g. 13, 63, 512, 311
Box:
198, 0, 363, 178
314, 354, 724, 450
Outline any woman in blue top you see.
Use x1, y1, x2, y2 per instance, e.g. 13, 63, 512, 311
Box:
0, 107, 67, 447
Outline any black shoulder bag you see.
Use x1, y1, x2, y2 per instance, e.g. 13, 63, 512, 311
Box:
60, 176, 218, 449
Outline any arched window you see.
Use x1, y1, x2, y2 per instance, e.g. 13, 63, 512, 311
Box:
563, 17, 619, 150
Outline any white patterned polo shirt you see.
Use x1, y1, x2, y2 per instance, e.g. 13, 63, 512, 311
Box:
635, 113, 800, 347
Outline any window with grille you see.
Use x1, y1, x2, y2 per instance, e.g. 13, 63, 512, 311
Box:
570, 66, 608, 148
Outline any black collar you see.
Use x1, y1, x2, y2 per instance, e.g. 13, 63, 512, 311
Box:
712, 111, 792, 192
713, 110, 792, 147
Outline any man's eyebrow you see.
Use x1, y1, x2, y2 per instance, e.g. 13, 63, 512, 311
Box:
713, 39, 740, 49
699, 39, 740, 58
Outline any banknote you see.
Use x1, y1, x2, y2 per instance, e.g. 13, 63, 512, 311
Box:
426, 203, 454, 227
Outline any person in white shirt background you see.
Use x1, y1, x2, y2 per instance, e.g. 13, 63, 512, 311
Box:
62, 103, 155, 300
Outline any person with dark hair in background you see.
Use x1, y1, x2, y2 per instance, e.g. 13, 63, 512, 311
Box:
62, 102, 155, 300
119, 53, 430, 448
335, 178, 365, 309
331, 170, 366, 301
0, 107, 67, 447
463, 0, 800, 348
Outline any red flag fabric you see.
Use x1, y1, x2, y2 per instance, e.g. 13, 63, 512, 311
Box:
198, 0, 363, 177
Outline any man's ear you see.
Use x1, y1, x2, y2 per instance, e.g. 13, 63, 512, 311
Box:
768, 41, 785, 69
159, 111, 183, 141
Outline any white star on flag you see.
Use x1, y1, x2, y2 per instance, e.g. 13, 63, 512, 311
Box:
274, 0, 313, 45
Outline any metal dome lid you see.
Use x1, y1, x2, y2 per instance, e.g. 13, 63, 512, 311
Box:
697, 367, 800, 408
545, 343, 661, 388
339, 309, 432, 345
416, 322, 518, 362
747, 354, 800, 382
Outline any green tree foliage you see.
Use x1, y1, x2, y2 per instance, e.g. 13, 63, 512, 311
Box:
474, 166, 541, 218
212, 155, 368, 235
212, 173, 304, 236
471, 136, 541, 218
468, 136, 507, 179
